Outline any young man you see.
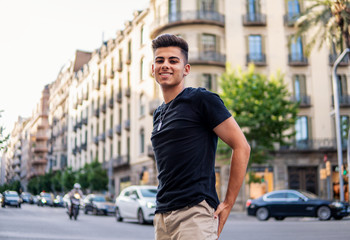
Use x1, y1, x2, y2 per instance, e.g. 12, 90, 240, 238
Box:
151, 34, 250, 239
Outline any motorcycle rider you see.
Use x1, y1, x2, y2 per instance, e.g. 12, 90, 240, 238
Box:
68, 183, 83, 218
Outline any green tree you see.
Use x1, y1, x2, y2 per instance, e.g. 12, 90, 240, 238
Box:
28, 177, 39, 195
62, 167, 76, 192
88, 161, 108, 192
219, 64, 298, 165
76, 164, 89, 190
52, 170, 63, 193
293, 0, 350, 55
0, 110, 9, 151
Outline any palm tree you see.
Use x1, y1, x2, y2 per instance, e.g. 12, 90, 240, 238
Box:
292, 0, 350, 55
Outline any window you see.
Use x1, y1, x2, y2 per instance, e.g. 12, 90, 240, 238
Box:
140, 57, 147, 81
139, 94, 145, 117
293, 74, 306, 102
290, 37, 304, 61
110, 143, 113, 159
202, 34, 216, 53
337, 74, 348, 99
248, 35, 263, 61
202, 74, 216, 91
140, 25, 146, 46
287, 0, 300, 18
140, 129, 145, 154
118, 141, 121, 156
127, 40, 132, 62
199, 0, 216, 12
266, 192, 285, 199
247, 0, 260, 21
169, 0, 179, 22
295, 116, 309, 148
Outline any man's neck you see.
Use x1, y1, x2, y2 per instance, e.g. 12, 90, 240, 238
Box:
162, 85, 185, 104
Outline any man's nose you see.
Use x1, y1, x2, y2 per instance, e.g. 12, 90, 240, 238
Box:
161, 60, 169, 69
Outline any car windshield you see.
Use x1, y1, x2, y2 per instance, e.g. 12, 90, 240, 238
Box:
6, 193, 18, 197
299, 191, 318, 199
93, 196, 106, 202
41, 193, 51, 198
140, 189, 157, 198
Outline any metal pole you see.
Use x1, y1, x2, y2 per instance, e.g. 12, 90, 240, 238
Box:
332, 48, 350, 202
108, 158, 113, 197
347, 128, 350, 203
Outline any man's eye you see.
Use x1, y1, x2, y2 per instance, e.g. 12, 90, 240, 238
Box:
170, 60, 178, 63
156, 60, 163, 63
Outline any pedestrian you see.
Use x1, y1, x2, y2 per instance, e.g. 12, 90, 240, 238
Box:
151, 34, 250, 239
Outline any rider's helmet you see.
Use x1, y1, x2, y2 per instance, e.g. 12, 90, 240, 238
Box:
73, 183, 81, 189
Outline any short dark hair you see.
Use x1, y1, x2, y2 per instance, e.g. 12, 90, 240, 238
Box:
152, 34, 189, 63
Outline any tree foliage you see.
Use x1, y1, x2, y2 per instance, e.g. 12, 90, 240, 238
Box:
0, 110, 9, 151
293, 0, 350, 55
218, 64, 298, 165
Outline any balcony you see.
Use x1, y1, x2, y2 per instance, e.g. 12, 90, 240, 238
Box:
116, 92, 122, 103
149, 99, 161, 115
112, 155, 130, 168
151, 10, 225, 38
82, 117, 88, 126
125, 87, 131, 98
108, 128, 114, 139
93, 136, 99, 145
278, 138, 346, 151
102, 76, 107, 85
101, 103, 107, 113
36, 133, 48, 141
98, 133, 105, 142
147, 145, 154, 158
329, 54, 349, 66
242, 13, 267, 26
32, 157, 47, 165
331, 95, 350, 107
94, 108, 100, 118
124, 120, 130, 131
115, 124, 122, 135
108, 98, 114, 108
288, 54, 308, 66
291, 95, 311, 108
189, 51, 226, 67
284, 13, 300, 27
246, 53, 266, 66
33, 146, 48, 153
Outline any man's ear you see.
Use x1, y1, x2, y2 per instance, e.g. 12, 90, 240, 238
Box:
151, 64, 155, 76
183, 64, 191, 77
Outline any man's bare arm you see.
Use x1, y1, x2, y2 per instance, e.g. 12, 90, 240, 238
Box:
213, 117, 250, 238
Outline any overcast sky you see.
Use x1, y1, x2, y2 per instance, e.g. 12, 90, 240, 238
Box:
0, 0, 149, 138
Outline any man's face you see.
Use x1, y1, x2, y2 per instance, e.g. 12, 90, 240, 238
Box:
152, 46, 190, 89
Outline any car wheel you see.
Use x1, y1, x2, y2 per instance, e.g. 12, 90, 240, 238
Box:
115, 208, 123, 222
333, 216, 343, 220
256, 207, 270, 221
317, 206, 331, 221
84, 208, 88, 214
92, 208, 98, 215
137, 209, 145, 224
274, 216, 285, 221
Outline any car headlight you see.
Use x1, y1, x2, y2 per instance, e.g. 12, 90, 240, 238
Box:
42, 199, 47, 203
331, 202, 344, 208
146, 202, 155, 208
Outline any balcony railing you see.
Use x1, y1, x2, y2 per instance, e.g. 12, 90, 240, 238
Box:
288, 54, 308, 66
242, 13, 267, 26
149, 99, 161, 115
82, 117, 88, 126
291, 95, 311, 108
101, 103, 107, 113
329, 54, 349, 66
151, 10, 225, 37
246, 53, 266, 66
124, 120, 130, 131
284, 13, 300, 27
94, 108, 100, 118
81, 143, 87, 151
112, 155, 130, 168
189, 51, 226, 66
331, 95, 350, 107
279, 138, 348, 151
99, 133, 106, 142
32, 157, 47, 165
115, 124, 122, 135
116, 92, 122, 103
108, 98, 114, 108
108, 128, 113, 139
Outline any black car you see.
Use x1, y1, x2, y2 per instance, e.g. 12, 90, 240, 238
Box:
20, 192, 34, 204
246, 189, 350, 221
84, 194, 115, 215
1, 191, 21, 208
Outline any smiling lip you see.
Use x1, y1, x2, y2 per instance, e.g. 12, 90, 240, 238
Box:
159, 72, 172, 75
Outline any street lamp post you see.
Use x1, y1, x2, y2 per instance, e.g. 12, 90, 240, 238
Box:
332, 48, 350, 202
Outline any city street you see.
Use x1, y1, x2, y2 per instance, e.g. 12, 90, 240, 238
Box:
0, 204, 349, 240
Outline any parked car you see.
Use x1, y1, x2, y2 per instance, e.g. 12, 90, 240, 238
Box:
1, 190, 21, 208
115, 185, 157, 224
20, 192, 34, 204
246, 189, 350, 221
84, 194, 115, 215
53, 195, 65, 207
37, 192, 54, 207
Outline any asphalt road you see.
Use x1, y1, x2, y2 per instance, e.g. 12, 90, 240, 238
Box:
0, 204, 349, 240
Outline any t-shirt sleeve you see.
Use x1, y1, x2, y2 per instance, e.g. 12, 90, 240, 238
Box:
197, 88, 232, 129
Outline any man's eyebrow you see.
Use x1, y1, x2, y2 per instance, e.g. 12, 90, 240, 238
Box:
154, 56, 180, 60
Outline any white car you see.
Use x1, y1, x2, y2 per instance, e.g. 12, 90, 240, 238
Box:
115, 185, 157, 224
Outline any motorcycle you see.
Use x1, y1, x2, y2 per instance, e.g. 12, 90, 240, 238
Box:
67, 193, 81, 220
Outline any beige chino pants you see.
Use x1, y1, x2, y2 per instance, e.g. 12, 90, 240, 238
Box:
154, 200, 218, 240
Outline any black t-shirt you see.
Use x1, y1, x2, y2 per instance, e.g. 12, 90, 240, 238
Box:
151, 87, 231, 213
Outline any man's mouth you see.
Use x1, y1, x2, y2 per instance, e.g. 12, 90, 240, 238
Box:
159, 73, 172, 76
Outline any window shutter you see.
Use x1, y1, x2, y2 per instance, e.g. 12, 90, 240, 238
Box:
216, 35, 220, 53
300, 75, 307, 97
307, 116, 312, 140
